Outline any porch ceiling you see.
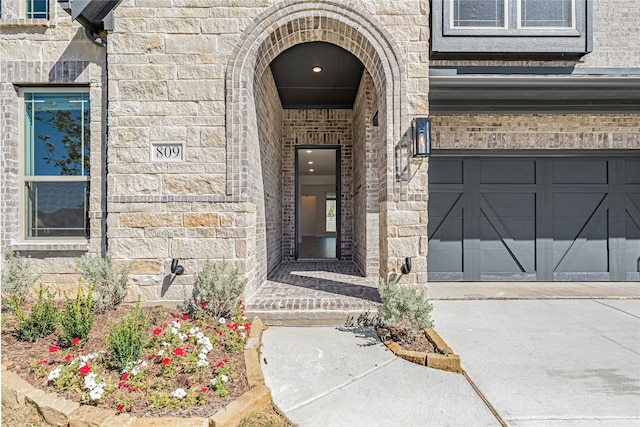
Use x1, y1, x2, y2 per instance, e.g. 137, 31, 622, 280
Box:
270, 42, 365, 109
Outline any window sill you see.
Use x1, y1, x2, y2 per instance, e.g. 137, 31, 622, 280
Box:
0, 19, 54, 29
8, 241, 90, 253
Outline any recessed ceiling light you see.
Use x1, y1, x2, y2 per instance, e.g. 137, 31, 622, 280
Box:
309, 169, 315, 172
306, 150, 312, 153
312, 66, 323, 73
308, 161, 314, 165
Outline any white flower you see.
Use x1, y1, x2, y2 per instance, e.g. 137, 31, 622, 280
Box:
220, 375, 229, 383
89, 387, 104, 400
171, 388, 187, 399
197, 359, 209, 367
178, 333, 187, 341
162, 342, 170, 347
170, 320, 181, 329
198, 352, 207, 360
195, 331, 204, 340
238, 325, 245, 330
157, 349, 165, 356
241, 315, 247, 320
218, 317, 226, 324
189, 327, 199, 335
48, 367, 61, 381
210, 378, 217, 386
239, 332, 246, 339
170, 327, 179, 335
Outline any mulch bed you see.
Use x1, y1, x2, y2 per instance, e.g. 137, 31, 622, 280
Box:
1, 303, 249, 418
376, 326, 436, 354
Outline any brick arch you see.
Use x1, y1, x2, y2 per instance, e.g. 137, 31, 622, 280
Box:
225, 0, 406, 199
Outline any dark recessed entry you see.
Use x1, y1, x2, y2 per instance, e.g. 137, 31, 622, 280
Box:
270, 42, 364, 109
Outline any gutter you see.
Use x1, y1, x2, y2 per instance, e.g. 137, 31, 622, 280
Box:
84, 28, 109, 256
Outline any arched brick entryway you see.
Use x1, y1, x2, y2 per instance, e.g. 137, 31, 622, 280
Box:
226, 0, 406, 292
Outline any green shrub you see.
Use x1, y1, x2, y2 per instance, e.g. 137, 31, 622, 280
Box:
9, 286, 59, 342
59, 286, 95, 346
105, 300, 147, 371
377, 277, 434, 339
76, 253, 131, 313
1, 251, 40, 308
187, 260, 247, 319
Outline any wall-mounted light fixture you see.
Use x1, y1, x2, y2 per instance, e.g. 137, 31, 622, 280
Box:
171, 259, 184, 275
401, 257, 412, 275
412, 118, 432, 158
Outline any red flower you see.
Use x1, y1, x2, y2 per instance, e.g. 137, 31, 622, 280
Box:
244, 323, 251, 330
49, 345, 60, 353
64, 354, 72, 361
71, 337, 80, 346
79, 364, 91, 375
151, 354, 160, 359
37, 359, 48, 365
173, 347, 184, 357
215, 359, 229, 369
173, 314, 179, 319
182, 314, 189, 320
121, 373, 129, 381
161, 358, 170, 365
118, 381, 127, 388
117, 405, 124, 412
76, 349, 85, 353
200, 387, 209, 393
152, 328, 162, 336
128, 385, 138, 391
229, 323, 238, 331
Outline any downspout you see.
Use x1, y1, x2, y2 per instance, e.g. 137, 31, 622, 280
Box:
84, 28, 109, 257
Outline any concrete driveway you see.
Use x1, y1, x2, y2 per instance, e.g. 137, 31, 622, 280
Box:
432, 299, 640, 426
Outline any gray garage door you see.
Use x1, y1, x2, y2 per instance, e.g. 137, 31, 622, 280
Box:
427, 157, 640, 281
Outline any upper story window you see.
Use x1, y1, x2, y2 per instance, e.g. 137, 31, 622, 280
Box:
452, 0, 506, 28
22, 90, 90, 239
432, 0, 591, 57
26, 0, 47, 19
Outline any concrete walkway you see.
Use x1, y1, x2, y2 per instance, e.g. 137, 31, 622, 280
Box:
261, 326, 500, 426
260, 298, 640, 426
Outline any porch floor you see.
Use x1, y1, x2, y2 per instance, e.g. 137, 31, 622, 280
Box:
245, 261, 380, 326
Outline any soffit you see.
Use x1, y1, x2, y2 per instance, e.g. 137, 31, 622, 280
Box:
270, 42, 365, 109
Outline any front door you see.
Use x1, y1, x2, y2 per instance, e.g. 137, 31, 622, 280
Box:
295, 146, 341, 259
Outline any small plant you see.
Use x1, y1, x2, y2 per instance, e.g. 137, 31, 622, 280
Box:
59, 286, 95, 347
377, 276, 434, 340
187, 260, 247, 319
1, 250, 39, 309
9, 286, 59, 342
76, 253, 131, 313
105, 300, 147, 371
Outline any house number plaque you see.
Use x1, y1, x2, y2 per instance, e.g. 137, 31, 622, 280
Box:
151, 143, 184, 162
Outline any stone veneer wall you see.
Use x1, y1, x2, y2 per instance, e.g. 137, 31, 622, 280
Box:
0, 0, 106, 295
432, 114, 640, 149
255, 68, 284, 282
281, 110, 354, 261
353, 72, 380, 276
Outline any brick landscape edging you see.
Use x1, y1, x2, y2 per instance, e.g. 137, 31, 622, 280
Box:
0, 316, 271, 427
383, 327, 462, 373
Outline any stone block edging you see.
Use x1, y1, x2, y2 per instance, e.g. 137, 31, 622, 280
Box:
1, 316, 271, 427
383, 327, 462, 373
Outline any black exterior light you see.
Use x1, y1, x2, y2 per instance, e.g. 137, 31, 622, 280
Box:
412, 117, 432, 157
401, 257, 412, 274
171, 259, 184, 275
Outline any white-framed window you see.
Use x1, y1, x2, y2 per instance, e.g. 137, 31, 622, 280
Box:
452, 0, 507, 29
20, 89, 90, 239
26, 0, 47, 19
325, 192, 337, 233
518, 0, 574, 28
